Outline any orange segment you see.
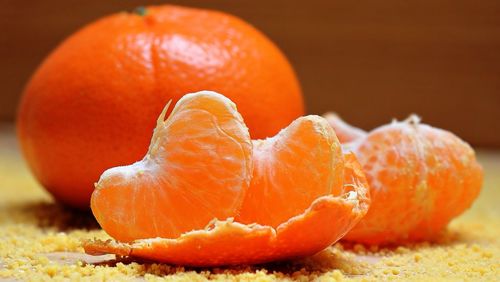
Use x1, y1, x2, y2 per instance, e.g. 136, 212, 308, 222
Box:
345, 121, 429, 242
91, 91, 252, 242
237, 116, 344, 227
410, 124, 483, 240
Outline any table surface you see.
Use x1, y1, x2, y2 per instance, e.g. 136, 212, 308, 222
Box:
0, 124, 498, 281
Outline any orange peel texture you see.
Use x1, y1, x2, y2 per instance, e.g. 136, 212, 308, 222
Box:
324, 113, 483, 245
84, 91, 370, 266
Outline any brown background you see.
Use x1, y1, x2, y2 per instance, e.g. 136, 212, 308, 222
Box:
1, 0, 499, 147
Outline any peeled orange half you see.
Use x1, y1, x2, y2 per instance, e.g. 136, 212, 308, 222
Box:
84, 92, 370, 266
324, 113, 483, 244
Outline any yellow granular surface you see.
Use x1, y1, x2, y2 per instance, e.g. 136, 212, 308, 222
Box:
0, 125, 498, 281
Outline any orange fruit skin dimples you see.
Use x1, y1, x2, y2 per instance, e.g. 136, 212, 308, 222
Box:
17, 5, 303, 209
85, 91, 370, 266
325, 114, 483, 244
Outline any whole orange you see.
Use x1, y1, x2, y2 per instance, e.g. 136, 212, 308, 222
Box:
17, 5, 304, 209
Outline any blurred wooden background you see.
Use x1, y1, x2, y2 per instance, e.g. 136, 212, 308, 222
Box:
1, 0, 499, 147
